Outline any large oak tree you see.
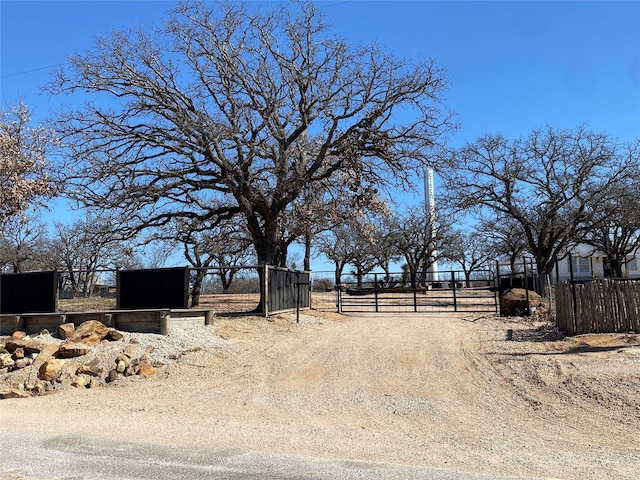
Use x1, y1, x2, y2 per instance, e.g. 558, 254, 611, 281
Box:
443, 126, 638, 284
49, 0, 453, 270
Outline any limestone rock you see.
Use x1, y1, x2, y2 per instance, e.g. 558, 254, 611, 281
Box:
501, 288, 546, 316
11, 331, 27, 340
116, 360, 126, 374
12, 347, 25, 360
27, 382, 46, 395
125, 357, 141, 376
57, 371, 76, 387
138, 363, 156, 378
35, 344, 60, 363
4, 339, 50, 355
0, 388, 30, 399
58, 323, 75, 340
0, 353, 15, 369
123, 344, 138, 358
107, 369, 119, 383
13, 358, 32, 370
66, 320, 108, 347
77, 358, 104, 377
57, 342, 92, 358
25, 344, 60, 387
38, 359, 65, 381
72, 376, 89, 388
116, 354, 131, 368
106, 329, 125, 341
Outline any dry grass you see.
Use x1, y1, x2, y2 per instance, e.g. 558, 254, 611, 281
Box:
58, 296, 116, 312
56, 289, 497, 315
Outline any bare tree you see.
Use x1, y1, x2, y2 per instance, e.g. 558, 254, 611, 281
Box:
48, 1, 453, 276
315, 224, 355, 287
52, 215, 133, 297
443, 127, 637, 289
582, 180, 640, 277
0, 214, 51, 273
0, 103, 57, 226
138, 241, 174, 269
478, 215, 529, 272
348, 244, 379, 289
441, 229, 493, 287
290, 172, 390, 272
390, 204, 452, 285
172, 216, 254, 306
315, 209, 385, 288
367, 212, 402, 285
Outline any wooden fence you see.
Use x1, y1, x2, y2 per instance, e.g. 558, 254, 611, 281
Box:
556, 280, 640, 335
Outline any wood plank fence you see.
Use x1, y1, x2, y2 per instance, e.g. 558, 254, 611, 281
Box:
556, 280, 640, 335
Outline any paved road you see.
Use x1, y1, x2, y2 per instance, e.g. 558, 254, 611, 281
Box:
0, 432, 553, 480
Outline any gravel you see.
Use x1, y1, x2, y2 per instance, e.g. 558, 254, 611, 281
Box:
126, 325, 231, 365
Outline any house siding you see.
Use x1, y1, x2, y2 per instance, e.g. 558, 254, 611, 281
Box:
552, 245, 640, 283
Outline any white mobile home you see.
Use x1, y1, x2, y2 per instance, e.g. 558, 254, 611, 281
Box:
553, 244, 640, 283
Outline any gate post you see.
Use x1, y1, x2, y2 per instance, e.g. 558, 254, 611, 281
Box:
337, 270, 342, 313
523, 256, 531, 316
374, 273, 379, 313
451, 271, 458, 312
262, 264, 269, 316
412, 272, 418, 312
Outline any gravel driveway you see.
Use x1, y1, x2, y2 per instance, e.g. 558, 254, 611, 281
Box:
1, 311, 639, 479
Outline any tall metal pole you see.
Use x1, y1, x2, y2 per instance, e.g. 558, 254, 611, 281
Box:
424, 168, 438, 283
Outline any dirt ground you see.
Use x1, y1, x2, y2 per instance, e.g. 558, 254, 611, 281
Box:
1, 310, 639, 479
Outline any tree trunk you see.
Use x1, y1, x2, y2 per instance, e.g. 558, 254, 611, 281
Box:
303, 231, 312, 272
610, 258, 624, 278
334, 265, 342, 289
219, 268, 233, 294
190, 268, 207, 307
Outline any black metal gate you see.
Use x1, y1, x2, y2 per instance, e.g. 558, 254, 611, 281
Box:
338, 270, 498, 313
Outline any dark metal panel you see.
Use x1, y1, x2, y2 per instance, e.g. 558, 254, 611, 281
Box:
268, 268, 310, 313
0, 271, 58, 314
117, 267, 189, 309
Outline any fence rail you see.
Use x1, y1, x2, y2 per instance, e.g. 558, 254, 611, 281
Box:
556, 279, 640, 335
338, 270, 497, 313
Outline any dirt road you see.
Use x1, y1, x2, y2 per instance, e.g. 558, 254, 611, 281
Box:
2, 312, 639, 479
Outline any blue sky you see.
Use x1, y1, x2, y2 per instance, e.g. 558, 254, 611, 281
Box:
2, 1, 639, 143
1, 0, 640, 270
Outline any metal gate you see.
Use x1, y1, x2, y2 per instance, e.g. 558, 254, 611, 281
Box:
338, 270, 498, 313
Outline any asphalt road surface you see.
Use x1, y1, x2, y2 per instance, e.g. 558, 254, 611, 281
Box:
0, 431, 555, 480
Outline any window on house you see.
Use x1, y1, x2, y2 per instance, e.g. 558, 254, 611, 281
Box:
627, 255, 638, 271
571, 256, 590, 275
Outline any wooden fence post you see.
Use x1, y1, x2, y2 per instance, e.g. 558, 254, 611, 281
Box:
14, 315, 25, 333
160, 310, 171, 335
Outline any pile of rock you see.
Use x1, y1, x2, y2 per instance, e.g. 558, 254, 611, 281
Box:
0, 320, 156, 399
501, 288, 548, 316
